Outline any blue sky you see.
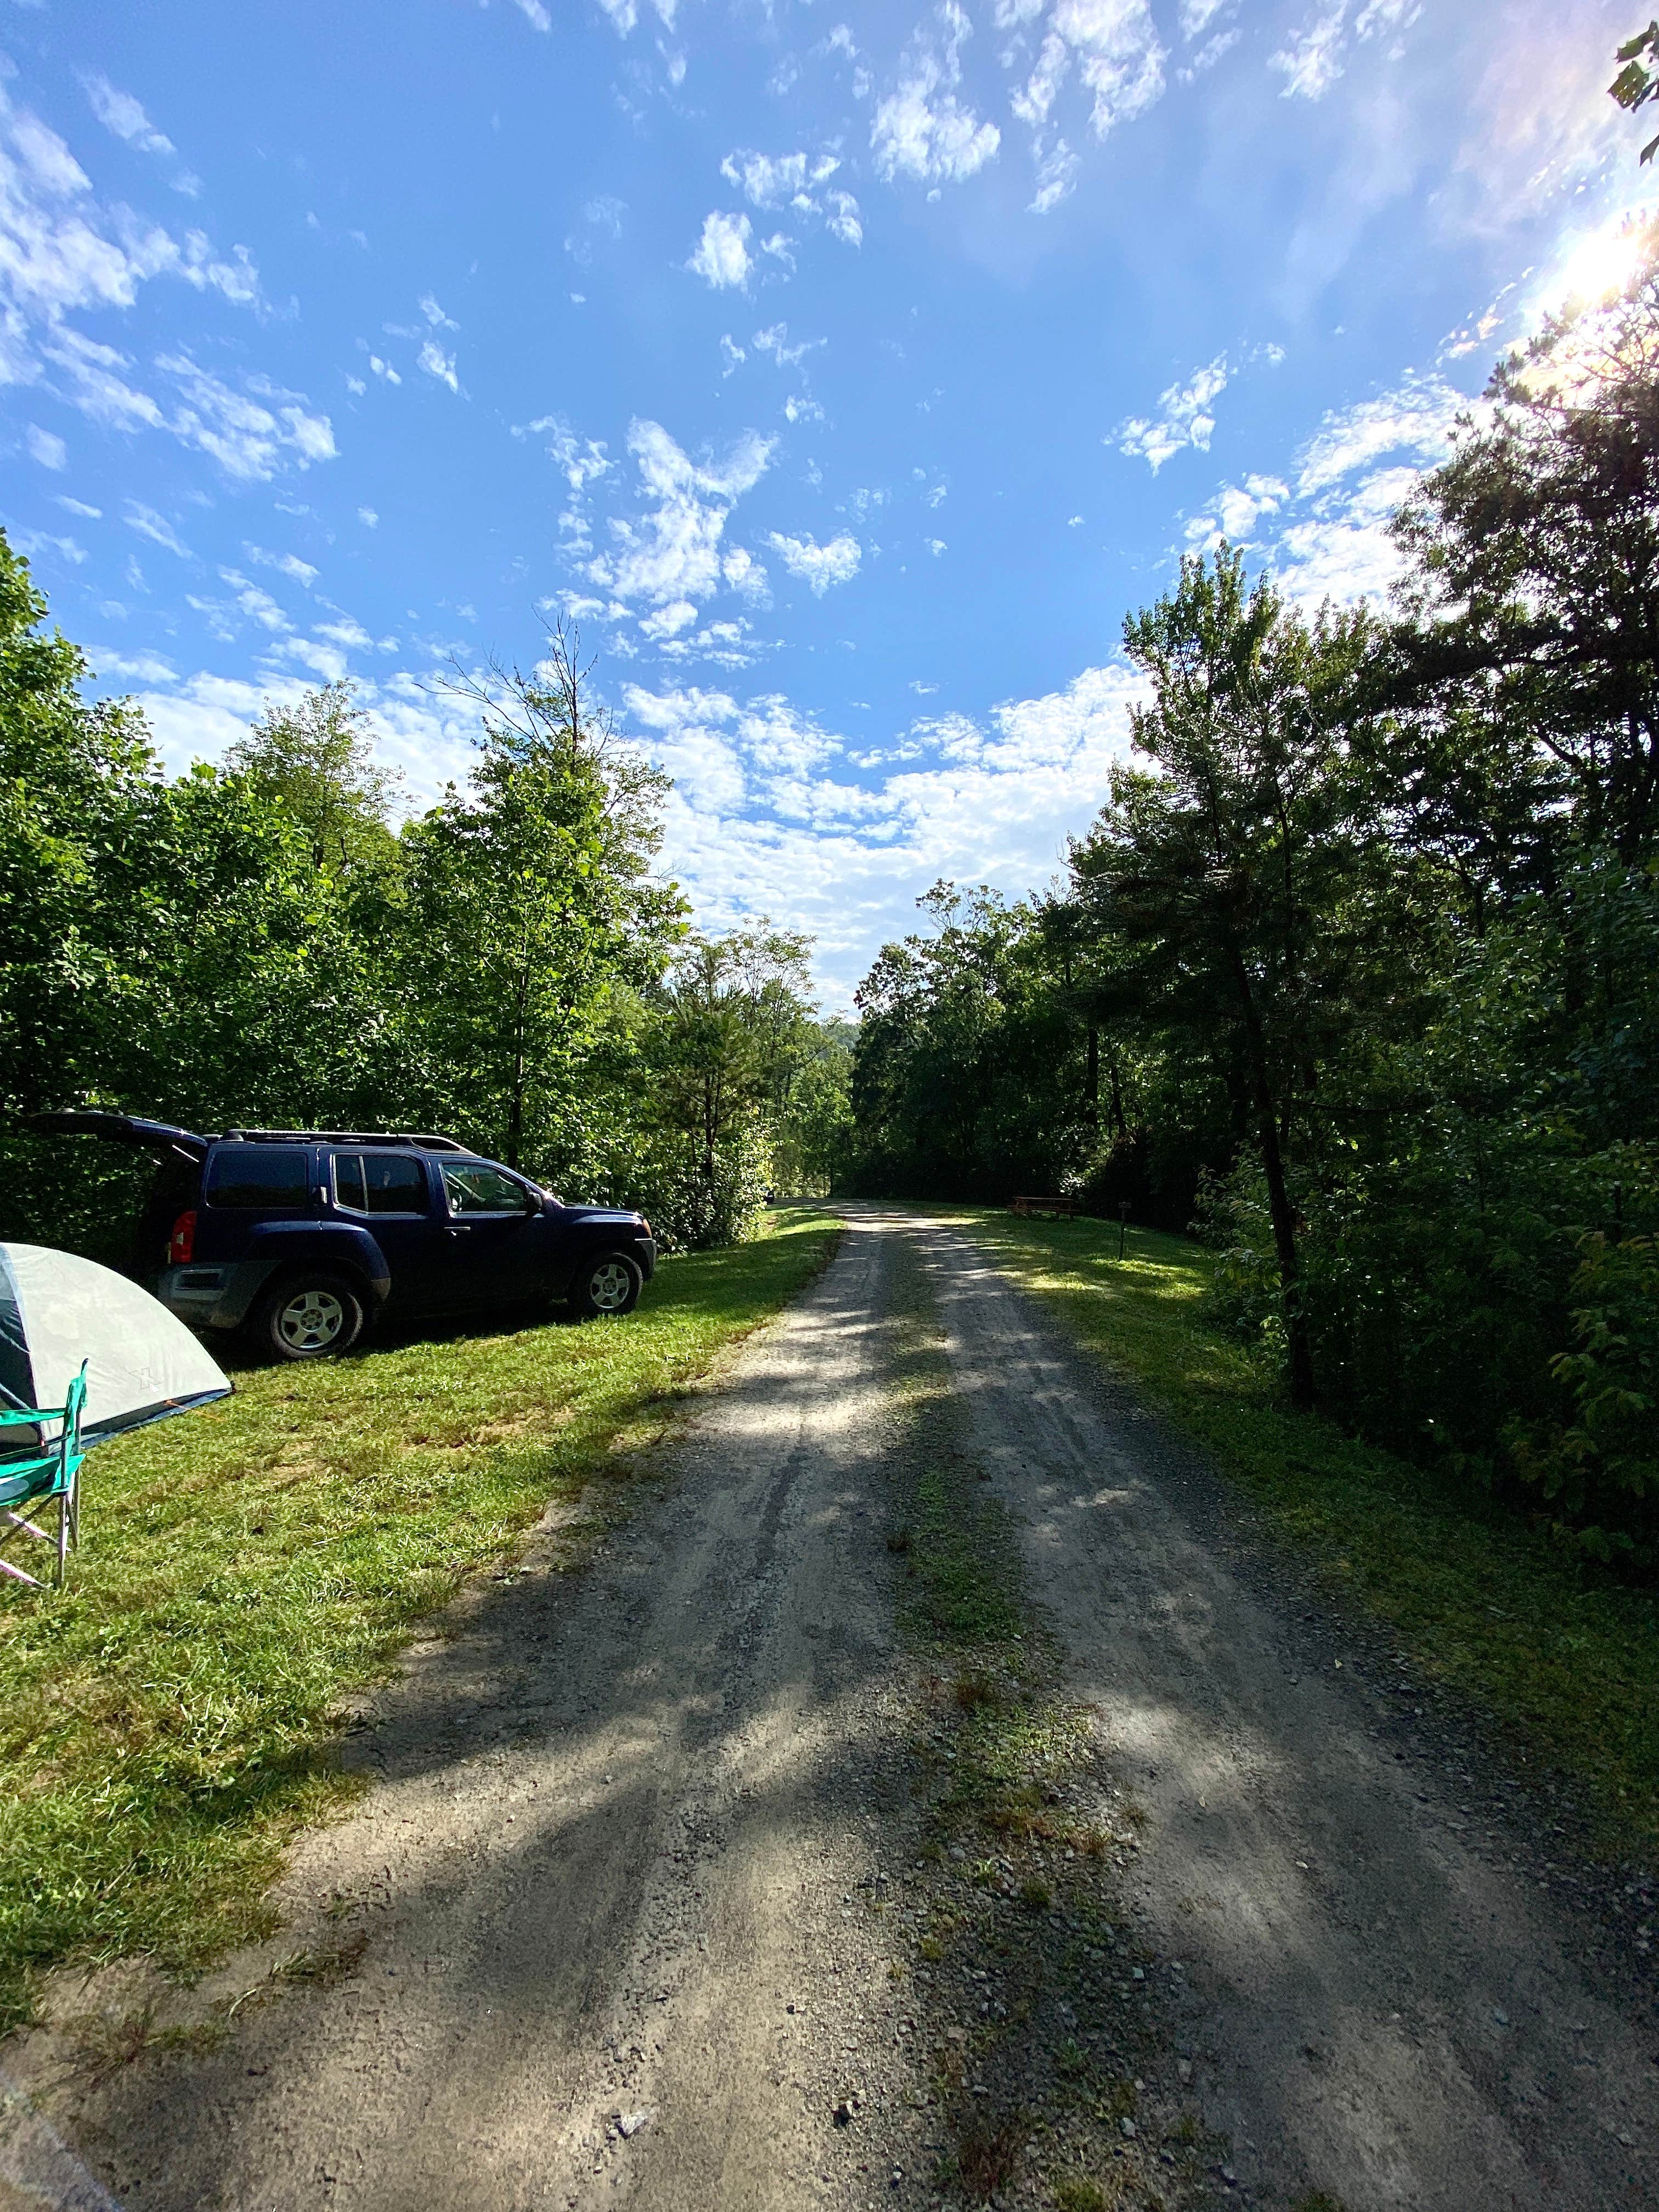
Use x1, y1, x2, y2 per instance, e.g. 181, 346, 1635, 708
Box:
0, 0, 1646, 1001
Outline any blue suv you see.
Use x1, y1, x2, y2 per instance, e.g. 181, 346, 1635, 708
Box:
29, 1114, 657, 1361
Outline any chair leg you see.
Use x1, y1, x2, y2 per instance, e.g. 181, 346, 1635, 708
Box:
0, 1552, 46, 1590
55, 1491, 69, 1589
2, 1509, 54, 1543
67, 1469, 80, 1551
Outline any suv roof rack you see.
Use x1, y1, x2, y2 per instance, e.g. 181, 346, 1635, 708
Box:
219, 1129, 472, 1153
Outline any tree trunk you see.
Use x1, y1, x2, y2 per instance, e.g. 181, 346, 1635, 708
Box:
1228, 946, 1314, 1408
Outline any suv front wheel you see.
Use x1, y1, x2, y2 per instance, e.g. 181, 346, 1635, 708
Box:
569, 1251, 642, 1321
254, 1272, 366, 1361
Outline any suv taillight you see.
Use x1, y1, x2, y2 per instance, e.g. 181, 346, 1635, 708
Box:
168, 1210, 196, 1265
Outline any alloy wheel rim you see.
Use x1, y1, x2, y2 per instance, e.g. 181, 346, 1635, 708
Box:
279, 1290, 345, 1351
590, 1262, 632, 1312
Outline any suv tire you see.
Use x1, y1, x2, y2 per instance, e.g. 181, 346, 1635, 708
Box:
569, 1250, 642, 1321
253, 1272, 366, 1361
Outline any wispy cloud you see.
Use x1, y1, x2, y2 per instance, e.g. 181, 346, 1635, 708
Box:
1117, 355, 1229, 470
81, 73, 173, 157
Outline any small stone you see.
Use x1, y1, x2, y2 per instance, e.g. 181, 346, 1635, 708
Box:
949, 1845, 967, 1862
1119, 2117, 1137, 2138
1177, 2059, 1193, 2083
1220, 2165, 1237, 2185
833, 2100, 854, 2128
617, 2111, 649, 2140
946, 2025, 968, 2042
1492, 2009, 1509, 2027
1132, 1967, 1145, 1982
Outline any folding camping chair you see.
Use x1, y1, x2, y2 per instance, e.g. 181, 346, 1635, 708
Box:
0, 1362, 86, 1592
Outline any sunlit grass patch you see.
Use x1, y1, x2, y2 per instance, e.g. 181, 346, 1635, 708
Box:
943, 1206, 1659, 1851
0, 1210, 840, 2030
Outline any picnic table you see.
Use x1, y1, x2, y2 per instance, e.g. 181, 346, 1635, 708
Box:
1009, 1195, 1082, 1219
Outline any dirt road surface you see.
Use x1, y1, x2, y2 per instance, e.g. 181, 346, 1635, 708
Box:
3, 1210, 1654, 2211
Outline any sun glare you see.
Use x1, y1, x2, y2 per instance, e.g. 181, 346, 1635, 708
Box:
1549, 219, 1650, 310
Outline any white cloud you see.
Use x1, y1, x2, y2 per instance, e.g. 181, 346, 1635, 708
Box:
1294, 373, 1464, 496
826, 193, 863, 247
766, 528, 862, 595
418, 338, 459, 392
1117, 354, 1229, 470
82, 75, 173, 158
720, 334, 746, 375
1182, 472, 1289, 549
24, 421, 64, 467
9, 527, 85, 566
57, 494, 100, 518
718, 153, 864, 248
1271, 0, 1417, 102
587, 418, 775, 611
89, 645, 177, 684
512, 0, 552, 27
314, 617, 373, 650
873, 3, 1001, 187
358, 506, 379, 528
783, 394, 824, 425
640, 599, 699, 641
687, 210, 753, 290
160, 353, 337, 481
218, 567, 290, 630
610, 658, 1145, 1000
720, 149, 840, 209
245, 542, 318, 587
753, 322, 822, 369
418, 292, 458, 329
1005, 0, 1166, 206
721, 544, 770, 603
124, 501, 190, 557
368, 353, 400, 384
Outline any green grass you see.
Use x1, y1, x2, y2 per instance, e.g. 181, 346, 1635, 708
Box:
0, 1209, 839, 2030
941, 1209, 1659, 1855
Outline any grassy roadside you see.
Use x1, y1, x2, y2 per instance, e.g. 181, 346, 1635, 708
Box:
0, 1209, 839, 2032
941, 1207, 1659, 1855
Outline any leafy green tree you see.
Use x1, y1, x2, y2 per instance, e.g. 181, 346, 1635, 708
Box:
223, 682, 402, 875
1071, 550, 1376, 1406
399, 637, 682, 1170
1390, 245, 1659, 870
1611, 21, 1659, 161
642, 925, 815, 1244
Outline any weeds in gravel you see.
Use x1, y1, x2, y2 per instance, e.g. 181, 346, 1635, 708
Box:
946, 1209, 1659, 1852
0, 1210, 840, 2032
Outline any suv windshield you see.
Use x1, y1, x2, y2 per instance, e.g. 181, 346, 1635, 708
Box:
442, 1163, 531, 1216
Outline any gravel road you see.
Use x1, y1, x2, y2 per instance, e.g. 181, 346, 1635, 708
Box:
4, 1210, 1655, 2211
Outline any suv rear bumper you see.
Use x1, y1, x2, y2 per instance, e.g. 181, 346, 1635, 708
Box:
638, 1238, 657, 1280
156, 1259, 277, 1332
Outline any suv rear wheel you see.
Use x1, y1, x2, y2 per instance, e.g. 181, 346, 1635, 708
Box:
569, 1251, 642, 1321
254, 1272, 366, 1361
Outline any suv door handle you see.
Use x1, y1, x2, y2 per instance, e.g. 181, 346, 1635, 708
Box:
446, 1226, 471, 1237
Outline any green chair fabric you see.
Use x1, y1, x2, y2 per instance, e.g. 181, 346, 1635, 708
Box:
0, 1362, 87, 1592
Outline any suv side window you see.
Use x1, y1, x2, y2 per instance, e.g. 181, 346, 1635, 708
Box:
441, 1163, 532, 1217
204, 1146, 309, 1209
333, 1152, 429, 1216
